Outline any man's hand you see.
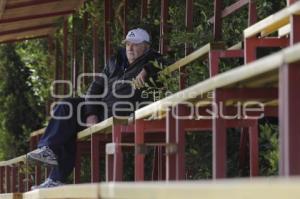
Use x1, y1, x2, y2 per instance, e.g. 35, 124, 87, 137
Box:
133, 69, 147, 89
86, 115, 99, 126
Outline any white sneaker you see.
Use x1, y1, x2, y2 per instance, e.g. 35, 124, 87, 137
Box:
27, 146, 58, 166
31, 178, 64, 190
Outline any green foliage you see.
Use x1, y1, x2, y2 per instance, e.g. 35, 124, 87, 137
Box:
0, 44, 45, 159
259, 123, 279, 176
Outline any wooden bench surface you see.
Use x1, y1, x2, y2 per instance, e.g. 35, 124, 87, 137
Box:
0, 193, 22, 199
77, 117, 128, 140
30, 128, 45, 138
134, 42, 300, 120
98, 178, 300, 199
244, 1, 300, 38
0, 155, 26, 167
22, 184, 99, 199
163, 42, 224, 74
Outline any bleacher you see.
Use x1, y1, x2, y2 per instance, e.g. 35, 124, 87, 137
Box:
1, 0, 300, 198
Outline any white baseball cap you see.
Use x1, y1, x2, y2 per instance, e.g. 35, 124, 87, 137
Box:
123, 28, 150, 44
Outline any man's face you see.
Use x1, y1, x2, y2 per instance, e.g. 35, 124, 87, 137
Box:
126, 42, 149, 64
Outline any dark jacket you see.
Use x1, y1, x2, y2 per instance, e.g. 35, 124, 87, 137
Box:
85, 48, 163, 119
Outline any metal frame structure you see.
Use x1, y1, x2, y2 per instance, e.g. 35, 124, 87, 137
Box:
1, 0, 300, 194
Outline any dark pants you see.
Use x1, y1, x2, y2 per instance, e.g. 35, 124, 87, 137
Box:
38, 98, 102, 182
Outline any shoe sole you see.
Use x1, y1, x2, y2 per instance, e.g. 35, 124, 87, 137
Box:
26, 154, 58, 166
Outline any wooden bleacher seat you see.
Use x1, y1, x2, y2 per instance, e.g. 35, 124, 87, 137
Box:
0, 193, 22, 199
244, 1, 300, 38
135, 43, 300, 120
22, 184, 99, 199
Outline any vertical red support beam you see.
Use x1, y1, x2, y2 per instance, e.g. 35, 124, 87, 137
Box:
249, 120, 259, 176
74, 143, 81, 183
123, 0, 128, 37
104, 0, 112, 66
17, 164, 24, 193
55, 38, 61, 96
92, 19, 100, 75
63, 17, 68, 95
82, 10, 88, 86
159, 0, 169, 54
180, 0, 193, 90
72, 14, 78, 97
166, 109, 176, 180
279, 15, 300, 176
91, 135, 100, 182
35, 164, 41, 186
135, 119, 145, 181
288, 0, 296, 5
248, 0, 257, 26
213, 90, 227, 178
113, 125, 123, 181
5, 166, 11, 193
140, 0, 148, 20
176, 105, 188, 180
0, 167, 3, 193
11, 167, 17, 192
213, 0, 222, 41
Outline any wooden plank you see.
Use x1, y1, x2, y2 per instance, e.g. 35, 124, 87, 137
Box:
244, 1, 300, 38
164, 42, 224, 74
279, 24, 291, 37
1, 0, 79, 20
0, 193, 22, 199
0, 28, 52, 43
0, 0, 7, 20
22, 184, 99, 199
0, 155, 26, 167
99, 179, 300, 199
0, 16, 60, 32
134, 42, 300, 120
30, 128, 45, 138
77, 117, 128, 140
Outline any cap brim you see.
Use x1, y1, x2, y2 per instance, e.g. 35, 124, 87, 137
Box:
122, 39, 150, 44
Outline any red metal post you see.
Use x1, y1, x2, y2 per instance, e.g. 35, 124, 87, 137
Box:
63, 17, 68, 95
213, 89, 227, 178
0, 167, 3, 193
180, 0, 193, 90
176, 105, 188, 180
5, 166, 11, 193
249, 120, 259, 176
248, 0, 257, 26
140, 0, 148, 20
104, 0, 112, 66
55, 38, 61, 96
92, 18, 100, 75
11, 167, 17, 192
91, 135, 100, 182
74, 144, 81, 183
123, 0, 128, 37
113, 125, 123, 181
135, 119, 145, 181
166, 109, 176, 180
35, 164, 41, 186
159, 0, 169, 54
213, 0, 222, 41
72, 14, 78, 97
279, 15, 300, 176
82, 10, 88, 86
17, 164, 24, 192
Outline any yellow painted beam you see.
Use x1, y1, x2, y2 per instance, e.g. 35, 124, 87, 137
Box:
99, 178, 300, 199
244, 1, 300, 38
134, 42, 300, 120
0, 193, 22, 199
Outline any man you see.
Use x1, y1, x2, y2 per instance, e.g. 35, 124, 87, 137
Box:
27, 28, 163, 189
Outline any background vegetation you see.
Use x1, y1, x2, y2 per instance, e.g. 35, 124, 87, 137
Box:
0, 0, 285, 180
